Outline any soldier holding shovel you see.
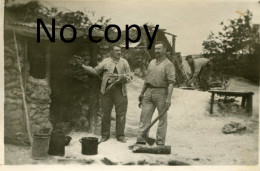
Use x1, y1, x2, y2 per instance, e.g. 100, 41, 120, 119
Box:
136, 41, 176, 146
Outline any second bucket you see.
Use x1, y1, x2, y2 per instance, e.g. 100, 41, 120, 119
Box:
48, 131, 65, 156
79, 137, 100, 155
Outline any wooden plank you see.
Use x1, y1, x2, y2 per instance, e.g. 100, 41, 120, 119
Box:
132, 145, 171, 154
208, 90, 254, 94
208, 90, 254, 96
46, 44, 51, 86
171, 35, 176, 54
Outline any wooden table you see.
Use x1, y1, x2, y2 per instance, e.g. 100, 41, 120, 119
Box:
208, 90, 254, 116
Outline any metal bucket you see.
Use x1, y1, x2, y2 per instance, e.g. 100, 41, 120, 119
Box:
48, 131, 65, 156
32, 129, 51, 160
79, 137, 100, 155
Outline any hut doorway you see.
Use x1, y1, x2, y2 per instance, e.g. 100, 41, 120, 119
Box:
49, 42, 90, 128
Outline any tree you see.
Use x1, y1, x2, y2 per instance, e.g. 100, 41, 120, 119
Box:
202, 32, 222, 55
203, 10, 260, 83
203, 10, 259, 59
5, 1, 111, 29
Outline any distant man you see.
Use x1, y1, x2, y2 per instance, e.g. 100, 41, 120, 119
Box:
80, 45, 131, 143
137, 41, 176, 146
186, 55, 212, 90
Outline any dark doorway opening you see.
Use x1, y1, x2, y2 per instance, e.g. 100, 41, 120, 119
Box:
49, 39, 101, 133
49, 41, 90, 125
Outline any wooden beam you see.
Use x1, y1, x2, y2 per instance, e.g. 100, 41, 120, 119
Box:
88, 42, 100, 133
208, 90, 254, 96
210, 93, 215, 114
164, 32, 177, 37
24, 39, 28, 92
246, 95, 253, 117
13, 30, 33, 145
171, 35, 176, 54
46, 44, 51, 86
132, 145, 171, 154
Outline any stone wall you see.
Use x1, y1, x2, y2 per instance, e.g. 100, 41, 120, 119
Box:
26, 76, 52, 136
4, 37, 52, 145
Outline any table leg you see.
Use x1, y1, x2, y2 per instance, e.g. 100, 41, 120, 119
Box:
210, 93, 215, 114
246, 95, 253, 117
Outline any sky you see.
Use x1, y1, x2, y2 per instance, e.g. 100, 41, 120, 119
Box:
6, 0, 260, 56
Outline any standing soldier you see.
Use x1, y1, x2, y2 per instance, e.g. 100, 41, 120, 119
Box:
80, 45, 132, 143
136, 41, 176, 146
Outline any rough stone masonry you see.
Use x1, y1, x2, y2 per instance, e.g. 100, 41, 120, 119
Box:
4, 38, 52, 145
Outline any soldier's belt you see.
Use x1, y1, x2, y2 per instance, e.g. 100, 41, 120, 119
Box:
146, 84, 167, 89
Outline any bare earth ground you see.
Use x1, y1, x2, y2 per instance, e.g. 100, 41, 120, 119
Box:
4, 77, 259, 165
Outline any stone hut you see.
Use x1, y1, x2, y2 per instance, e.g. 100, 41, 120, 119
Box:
4, 22, 104, 145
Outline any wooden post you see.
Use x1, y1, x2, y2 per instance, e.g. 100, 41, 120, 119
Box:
46, 44, 51, 86
210, 93, 215, 114
88, 41, 100, 133
24, 39, 28, 92
241, 96, 246, 107
13, 30, 33, 145
246, 94, 253, 117
171, 35, 176, 54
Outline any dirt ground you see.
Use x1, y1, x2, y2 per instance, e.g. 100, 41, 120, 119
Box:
4, 77, 259, 165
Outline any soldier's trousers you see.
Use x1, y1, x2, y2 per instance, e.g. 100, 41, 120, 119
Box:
137, 88, 168, 145
101, 85, 128, 139
198, 61, 213, 90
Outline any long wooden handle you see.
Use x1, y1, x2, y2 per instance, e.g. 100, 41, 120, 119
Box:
13, 30, 33, 145
143, 107, 169, 135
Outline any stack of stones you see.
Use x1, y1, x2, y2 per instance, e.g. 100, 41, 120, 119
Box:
26, 75, 52, 136
4, 38, 52, 145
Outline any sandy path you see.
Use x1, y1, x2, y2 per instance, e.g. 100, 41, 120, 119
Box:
5, 77, 259, 165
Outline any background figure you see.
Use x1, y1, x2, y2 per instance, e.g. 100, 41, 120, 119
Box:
186, 55, 213, 90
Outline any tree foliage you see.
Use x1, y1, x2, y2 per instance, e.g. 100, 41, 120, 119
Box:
202, 10, 259, 59
202, 10, 260, 83
5, 1, 111, 28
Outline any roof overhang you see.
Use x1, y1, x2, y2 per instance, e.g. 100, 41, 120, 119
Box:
4, 22, 104, 40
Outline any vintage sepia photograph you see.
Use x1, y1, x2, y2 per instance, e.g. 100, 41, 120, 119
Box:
1, 0, 260, 168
